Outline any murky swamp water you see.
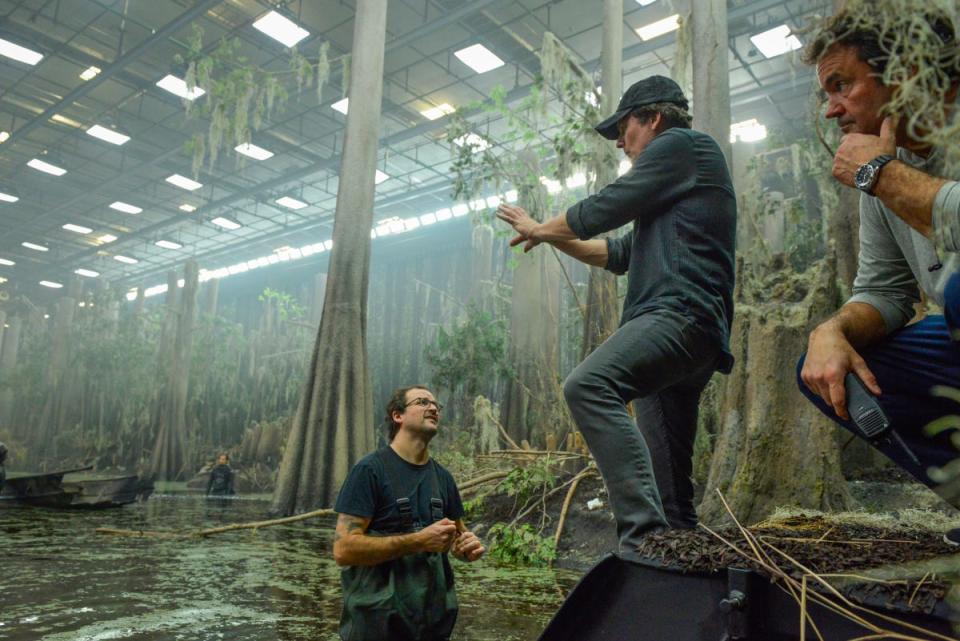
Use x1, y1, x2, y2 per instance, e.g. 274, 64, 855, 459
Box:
1, 492, 579, 641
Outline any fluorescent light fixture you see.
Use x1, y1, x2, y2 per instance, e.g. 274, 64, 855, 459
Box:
79, 65, 101, 81
0, 277, 6, 284
0, 131, 8, 143
276, 196, 307, 210
486, 195, 502, 208
97, 233, 117, 244
252, 10, 310, 48
730, 118, 768, 143
504, 189, 519, 203
39, 280, 63, 289
110, 201, 142, 214
86, 124, 129, 145
22, 241, 48, 252
375, 170, 389, 185
51, 113, 82, 128
331, 98, 349, 114
0, 190, 18, 203
63, 223, 93, 234
211, 216, 242, 230
403, 217, 420, 231
166, 174, 203, 191
28, 158, 67, 176
635, 0, 657, 5
155, 239, 183, 250
454, 44, 504, 74
420, 213, 437, 225
179, 203, 197, 213
451, 204, 469, 217
324, 240, 333, 250
113, 254, 138, 264
75, 268, 100, 278
420, 103, 455, 120
156, 74, 205, 100
435, 208, 452, 221
636, 14, 680, 41
453, 132, 490, 152
0, 258, 14, 266
235, 142, 274, 160
750, 24, 802, 59
0, 37, 43, 65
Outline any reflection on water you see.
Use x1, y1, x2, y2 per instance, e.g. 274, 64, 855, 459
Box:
0, 494, 578, 640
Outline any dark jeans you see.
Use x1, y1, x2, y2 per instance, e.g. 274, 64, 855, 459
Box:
563, 310, 720, 551
797, 272, 960, 500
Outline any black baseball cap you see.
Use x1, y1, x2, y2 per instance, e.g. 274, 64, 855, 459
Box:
594, 75, 689, 140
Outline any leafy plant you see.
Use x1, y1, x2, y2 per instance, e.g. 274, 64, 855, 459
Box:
487, 523, 557, 566
497, 458, 557, 507
425, 306, 510, 400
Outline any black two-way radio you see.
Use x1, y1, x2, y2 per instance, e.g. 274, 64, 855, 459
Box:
845, 373, 920, 467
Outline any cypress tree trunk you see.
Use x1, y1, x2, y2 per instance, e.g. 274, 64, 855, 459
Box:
149, 261, 199, 480
581, 0, 622, 359
700, 252, 851, 524
0, 313, 21, 428
39, 283, 78, 459
271, 0, 388, 515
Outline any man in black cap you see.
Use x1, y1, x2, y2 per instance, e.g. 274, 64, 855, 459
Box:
497, 75, 736, 556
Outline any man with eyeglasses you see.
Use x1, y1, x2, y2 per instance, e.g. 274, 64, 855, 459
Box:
497, 76, 736, 557
333, 385, 485, 641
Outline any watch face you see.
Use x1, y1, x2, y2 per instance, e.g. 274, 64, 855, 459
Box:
855, 163, 877, 190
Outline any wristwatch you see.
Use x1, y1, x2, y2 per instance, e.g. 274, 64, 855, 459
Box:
854, 154, 896, 195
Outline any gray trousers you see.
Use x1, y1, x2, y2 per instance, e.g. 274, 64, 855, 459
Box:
563, 310, 719, 552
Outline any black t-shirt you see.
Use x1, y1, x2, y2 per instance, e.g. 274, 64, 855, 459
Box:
565, 127, 737, 373
335, 446, 464, 534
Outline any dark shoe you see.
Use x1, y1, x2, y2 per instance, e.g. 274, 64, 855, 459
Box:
944, 527, 960, 547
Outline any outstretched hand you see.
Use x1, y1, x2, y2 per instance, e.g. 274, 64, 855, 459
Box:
496, 204, 541, 252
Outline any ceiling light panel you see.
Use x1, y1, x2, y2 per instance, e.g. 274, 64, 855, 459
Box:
0, 258, 15, 266
750, 25, 802, 59
114, 255, 138, 264
155, 239, 183, 250
110, 201, 142, 214
0, 37, 43, 65
97, 234, 117, 244
86, 125, 130, 145
166, 174, 203, 191
179, 204, 197, 213
420, 103, 455, 120
0, 190, 18, 203
235, 142, 274, 160
453, 133, 490, 152
22, 241, 48, 252
27, 158, 67, 176
374, 170, 389, 185
276, 196, 307, 210
75, 268, 100, 278
636, 14, 680, 40
79, 66, 101, 81
454, 44, 504, 74
63, 223, 93, 234
252, 11, 310, 48
156, 74, 205, 100
331, 98, 349, 114
39, 280, 63, 289
211, 217, 242, 230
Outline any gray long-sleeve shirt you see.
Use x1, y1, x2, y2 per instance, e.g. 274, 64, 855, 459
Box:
851, 144, 960, 332
565, 127, 737, 372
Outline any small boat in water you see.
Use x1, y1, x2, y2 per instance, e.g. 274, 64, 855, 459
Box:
0, 466, 153, 508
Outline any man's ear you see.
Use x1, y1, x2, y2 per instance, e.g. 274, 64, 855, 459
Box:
652, 111, 664, 132
391, 410, 403, 425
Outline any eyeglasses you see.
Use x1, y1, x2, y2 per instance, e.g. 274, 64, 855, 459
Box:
405, 397, 444, 411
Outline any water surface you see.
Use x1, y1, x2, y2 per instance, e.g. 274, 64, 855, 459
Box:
1, 494, 578, 640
